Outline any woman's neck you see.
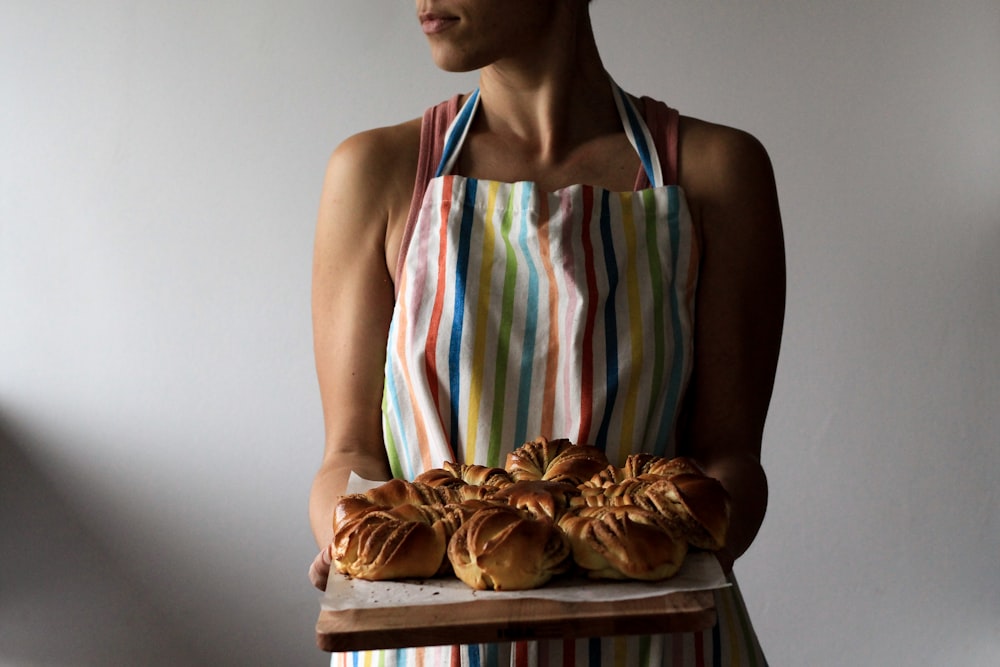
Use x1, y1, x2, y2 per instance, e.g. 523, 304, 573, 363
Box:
473, 8, 618, 162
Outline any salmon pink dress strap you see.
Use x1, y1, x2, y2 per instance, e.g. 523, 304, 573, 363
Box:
394, 93, 464, 289
634, 96, 680, 189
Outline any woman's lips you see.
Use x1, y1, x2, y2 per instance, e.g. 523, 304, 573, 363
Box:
420, 14, 459, 35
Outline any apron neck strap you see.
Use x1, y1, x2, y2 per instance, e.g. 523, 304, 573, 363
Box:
435, 79, 663, 187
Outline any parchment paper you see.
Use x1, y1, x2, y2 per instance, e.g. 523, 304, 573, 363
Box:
321, 473, 730, 612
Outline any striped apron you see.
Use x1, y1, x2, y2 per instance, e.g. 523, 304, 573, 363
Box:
334, 83, 768, 666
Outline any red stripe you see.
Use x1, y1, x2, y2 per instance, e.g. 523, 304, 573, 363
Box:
515, 640, 529, 666
694, 629, 706, 666
424, 178, 453, 427
563, 638, 575, 667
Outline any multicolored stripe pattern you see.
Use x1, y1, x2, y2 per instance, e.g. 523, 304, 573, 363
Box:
347, 88, 768, 666
382, 86, 698, 477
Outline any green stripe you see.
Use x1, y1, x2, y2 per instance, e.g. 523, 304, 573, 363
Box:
731, 580, 760, 667
487, 187, 519, 467
381, 391, 403, 479
643, 188, 667, 442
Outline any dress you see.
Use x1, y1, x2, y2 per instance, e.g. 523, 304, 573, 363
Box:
335, 83, 769, 666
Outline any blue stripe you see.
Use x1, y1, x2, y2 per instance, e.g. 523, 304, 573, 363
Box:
617, 85, 658, 187
712, 610, 723, 667
513, 184, 540, 444
436, 89, 479, 177
449, 179, 478, 447
595, 190, 619, 449
654, 187, 685, 457
382, 318, 411, 480
588, 636, 602, 667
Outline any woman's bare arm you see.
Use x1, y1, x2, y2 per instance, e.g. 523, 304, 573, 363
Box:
308, 123, 419, 554
678, 118, 786, 571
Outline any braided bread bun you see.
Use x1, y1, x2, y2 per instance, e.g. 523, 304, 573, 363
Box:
558, 505, 688, 581
415, 461, 514, 489
582, 455, 704, 489
333, 501, 488, 580
332, 479, 498, 543
332, 508, 449, 580
623, 454, 703, 479
492, 479, 579, 521
665, 473, 731, 551
363, 478, 497, 507
571, 473, 730, 551
505, 437, 610, 486
447, 505, 571, 591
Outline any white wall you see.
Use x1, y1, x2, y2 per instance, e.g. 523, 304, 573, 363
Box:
1, 1, 997, 665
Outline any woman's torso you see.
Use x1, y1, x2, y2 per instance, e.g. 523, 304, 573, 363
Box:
381, 84, 697, 475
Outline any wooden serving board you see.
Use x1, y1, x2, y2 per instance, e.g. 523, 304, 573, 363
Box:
316, 588, 716, 652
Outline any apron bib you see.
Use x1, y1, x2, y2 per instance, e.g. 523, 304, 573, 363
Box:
382, 82, 699, 480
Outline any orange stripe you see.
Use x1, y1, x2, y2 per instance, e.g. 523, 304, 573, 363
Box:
538, 193, 558, 438
395, 265, 432, 474
423, 177, 454, 424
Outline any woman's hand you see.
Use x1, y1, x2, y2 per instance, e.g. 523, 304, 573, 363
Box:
309, 546, 333, 591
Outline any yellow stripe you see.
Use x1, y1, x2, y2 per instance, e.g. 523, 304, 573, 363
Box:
719, 588, 742, 665
465, 180, 499, 464
614, 635, 629, 667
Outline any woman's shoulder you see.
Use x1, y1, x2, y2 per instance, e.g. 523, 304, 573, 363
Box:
677, 115, 775, 196
328, 117, 423, 187
328, 91, 464, 180
322, 117, 423, 225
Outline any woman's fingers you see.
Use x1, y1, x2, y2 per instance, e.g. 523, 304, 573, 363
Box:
309, 547, 333, 591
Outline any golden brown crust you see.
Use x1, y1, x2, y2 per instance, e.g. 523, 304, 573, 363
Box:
623, 454, 703, 479
415, 461, 514, 488
505, 437, 611, 486
328, 448, 729, 588
505, 436, 574, 481
558, 505, 688, 581
666, 473, 731, 551
447, 505, 571, 591
332, 509, 449, 580
573, 475, 730, 551
492, 479, 579, 521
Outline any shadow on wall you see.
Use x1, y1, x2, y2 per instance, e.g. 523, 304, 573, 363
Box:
0, 417, 207, 666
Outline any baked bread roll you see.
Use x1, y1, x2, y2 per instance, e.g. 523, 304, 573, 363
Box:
447, 505, 571, 591
332, 508, 449, 580
582, 455, 704, 489
505, 437, 610, 486
571, 474, 730, 551
665, 473, 730, 551
415, 461, 514, 489
333, 501, 487, 580
332, 479, 498, 539
558, 505, 688, 581
492, 479, 579, 521
573, 474, 665, 509
623, 454, 703, 479
580, 463, 626, 489
363, 478, 496, 507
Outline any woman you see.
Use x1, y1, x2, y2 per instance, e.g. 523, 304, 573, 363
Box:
309, 1, 784, 664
